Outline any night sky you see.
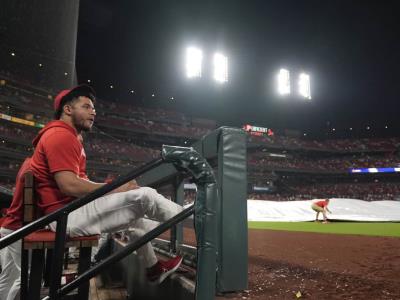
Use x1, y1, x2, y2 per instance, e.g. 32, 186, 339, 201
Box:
76, 0, 400, 138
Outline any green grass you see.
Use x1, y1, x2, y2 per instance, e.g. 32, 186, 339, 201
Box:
248, 221, 400, 237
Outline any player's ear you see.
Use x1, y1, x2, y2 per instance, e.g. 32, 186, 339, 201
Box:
63, 104, 73, 116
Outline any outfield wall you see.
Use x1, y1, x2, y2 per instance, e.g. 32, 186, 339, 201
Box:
247, 198, 400, 222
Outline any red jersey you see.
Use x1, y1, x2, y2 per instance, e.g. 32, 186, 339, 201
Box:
314, 200, 329, 208
2, 157, 32, 230
31, 121, 88, 215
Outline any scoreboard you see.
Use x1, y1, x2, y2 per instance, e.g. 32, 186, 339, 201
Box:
243, 124, 274, 137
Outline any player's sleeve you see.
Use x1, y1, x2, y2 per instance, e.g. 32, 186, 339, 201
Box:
44, 132, 81, 175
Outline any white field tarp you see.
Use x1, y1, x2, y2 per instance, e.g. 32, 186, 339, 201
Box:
247, 198, 400, 222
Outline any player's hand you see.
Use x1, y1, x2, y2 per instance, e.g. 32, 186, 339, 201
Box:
129, 180, 140, 190
113, 180, 140, 193
124, 179, 140, 191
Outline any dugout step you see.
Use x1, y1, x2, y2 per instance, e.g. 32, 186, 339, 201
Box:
110, 237, 196, 300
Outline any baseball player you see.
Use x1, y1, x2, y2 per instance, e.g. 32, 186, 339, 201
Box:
0, 85, 182, 299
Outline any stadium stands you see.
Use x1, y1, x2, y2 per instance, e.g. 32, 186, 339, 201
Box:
2, 75, 400, 202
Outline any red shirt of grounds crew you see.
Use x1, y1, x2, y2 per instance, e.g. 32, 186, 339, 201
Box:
315, 200, 329, 208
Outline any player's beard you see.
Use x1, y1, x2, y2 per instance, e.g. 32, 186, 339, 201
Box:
72, 114, 93, 132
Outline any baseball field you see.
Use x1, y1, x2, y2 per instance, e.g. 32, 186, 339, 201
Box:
248, 221, 400, 237
163, 220, 400, 299
215, 221, 400, 299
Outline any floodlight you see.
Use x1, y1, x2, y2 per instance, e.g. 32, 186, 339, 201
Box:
185, 47, 203, 78
298, 73, 311, 99
213, 53, 228, 83
277, 69, 290, 95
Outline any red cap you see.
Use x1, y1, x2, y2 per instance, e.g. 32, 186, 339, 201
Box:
54, 85, 95, 111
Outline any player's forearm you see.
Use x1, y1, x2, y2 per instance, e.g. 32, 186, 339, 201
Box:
60, 176, 105, 198
61, 177, 138, 197
55, 171, 138, 198
76, 179, 105, 197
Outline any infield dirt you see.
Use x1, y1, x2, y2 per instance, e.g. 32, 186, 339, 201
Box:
175, 227, 400, 299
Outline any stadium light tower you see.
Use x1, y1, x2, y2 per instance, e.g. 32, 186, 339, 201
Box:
185, 47, 203, 78
213, 53, 228, 83
298, 72, 311, 99
277, 68, 291, 95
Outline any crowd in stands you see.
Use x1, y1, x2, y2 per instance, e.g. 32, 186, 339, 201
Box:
0, 122, 37, 141
2, 75, 400, 202
249, 180, 400, 201
1, 78, 215, 139
0, 121, 160, 161
84, 137, 160, 162
88, 156, 139, 168
248, 153, 400, 171
95, 115, 209, 139
0, 81, 53, 123
248, 133, 400, 152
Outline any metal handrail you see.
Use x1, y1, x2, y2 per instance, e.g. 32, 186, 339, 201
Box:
50, 204, 195, 299
1, 144, 217, 300
0, 157, 163, 249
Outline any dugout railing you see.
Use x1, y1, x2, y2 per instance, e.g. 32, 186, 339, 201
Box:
0, 145, 219, 300
137, 126, 248, 295
0, 126, 248, 300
